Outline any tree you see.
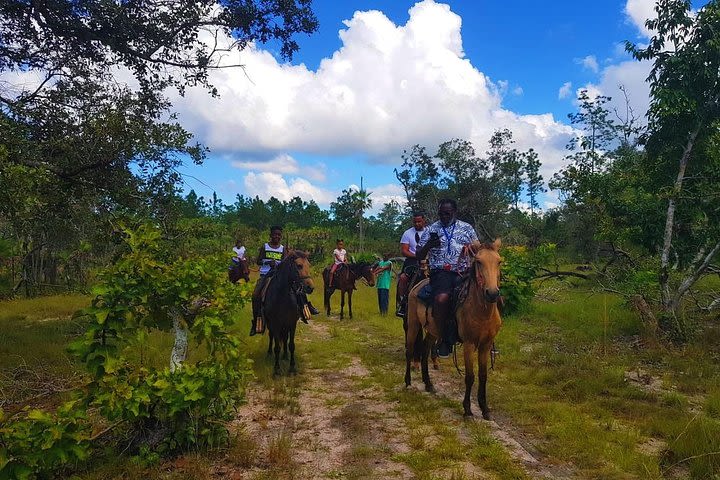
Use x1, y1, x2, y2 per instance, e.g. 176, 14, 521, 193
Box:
0, 0, 318, 104
0, 0, 319, 291
626, 0, 720, 321
524, 149, 545, 216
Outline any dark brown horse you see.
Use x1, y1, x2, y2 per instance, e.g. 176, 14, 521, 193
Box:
262, 251, 314, 375
228, 257, 250, 283
322, 263, 375, 319
405, 239, 503, 419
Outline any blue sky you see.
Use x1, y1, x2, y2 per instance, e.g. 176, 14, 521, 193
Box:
171, 0, 687, 213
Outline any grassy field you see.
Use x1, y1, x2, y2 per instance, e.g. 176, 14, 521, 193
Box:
2, 273, 720, 479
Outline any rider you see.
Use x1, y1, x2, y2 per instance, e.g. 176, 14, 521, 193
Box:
396, 211, 427, 317
250, 226, 319, 337
328, 239, 348, 287
415, 199, 480, 358
251, 226, 286, 336
232, 238, 246, 264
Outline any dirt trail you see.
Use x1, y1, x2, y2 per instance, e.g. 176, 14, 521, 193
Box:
214, 319, 573, 479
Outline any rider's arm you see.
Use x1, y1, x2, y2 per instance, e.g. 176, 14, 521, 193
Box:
400, 243, 414, 259
256, 246, 264, 266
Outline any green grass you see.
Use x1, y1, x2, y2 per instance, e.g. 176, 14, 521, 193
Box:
4, 274, 720, 479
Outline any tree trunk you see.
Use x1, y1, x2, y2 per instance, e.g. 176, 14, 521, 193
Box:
660, 126, 700, 311
669, 241, 720, 312
170, 309, 188, 373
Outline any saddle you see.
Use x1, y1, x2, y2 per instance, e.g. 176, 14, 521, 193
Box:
414, 274, 470, 346
415, 274, 469, 310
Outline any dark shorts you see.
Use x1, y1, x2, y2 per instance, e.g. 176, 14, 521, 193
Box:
401, 258, 419, 276
429, 270, 461, 296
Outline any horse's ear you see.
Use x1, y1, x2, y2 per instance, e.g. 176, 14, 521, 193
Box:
493, 238, 502, 250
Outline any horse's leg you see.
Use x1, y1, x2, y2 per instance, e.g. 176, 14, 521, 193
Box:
463, 341, 476, 417
267, 330, 273, 357
477, 343, 492, 420
421, 334, 434, 393
340, 290, 345, 320
348, 290, 353, 319
324, 287, 331, 316
282, 336, 289, 360
273, 333, 282, 376
288, 325, 297, 375
405, 311, 418, 387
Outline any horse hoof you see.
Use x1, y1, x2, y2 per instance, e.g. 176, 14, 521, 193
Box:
289, 368, 297, 376
463, 411, 474, 418
481, 412, 491, 421
425, 384, 435, 393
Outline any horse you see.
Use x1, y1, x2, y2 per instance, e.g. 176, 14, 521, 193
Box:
322, 262, 375, 319
262, 250, 314, 375
405, 239, 502, 419
402, 263, 438, 371
228, 257, 250, 283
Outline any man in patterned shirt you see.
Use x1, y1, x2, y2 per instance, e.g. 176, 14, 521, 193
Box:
416, 199, 480, 358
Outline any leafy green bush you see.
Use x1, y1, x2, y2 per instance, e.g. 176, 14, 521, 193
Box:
0, 401, 90, 479
71, 224, 253, 452
500, 244, 554, 315
1, 223, 255, 478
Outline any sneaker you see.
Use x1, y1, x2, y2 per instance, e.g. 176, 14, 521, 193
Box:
308, 304, 320, 315
395, 305, 406, 318
249, 324, 257, 336
437, 341, 452, 358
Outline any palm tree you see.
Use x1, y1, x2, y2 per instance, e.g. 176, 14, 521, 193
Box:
352, 180, 372, 252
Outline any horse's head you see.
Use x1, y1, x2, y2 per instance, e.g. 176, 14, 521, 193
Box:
468, 239, 502, 303
289, 250, 314, 294
229, 258, 250, 284
238, 257, 250, 282
360, 263, 376, 287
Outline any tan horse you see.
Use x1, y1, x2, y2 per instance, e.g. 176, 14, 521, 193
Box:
405, 239, 502, 419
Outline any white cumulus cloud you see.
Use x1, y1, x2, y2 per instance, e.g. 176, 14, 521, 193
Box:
243, 172, 335, 204
625, 0, 657, 37
171, 0, 574, 178
232, 153, 327, 182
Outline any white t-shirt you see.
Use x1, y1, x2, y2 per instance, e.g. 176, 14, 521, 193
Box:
232, 246, 246, 259
333, 248, 347, 265
400, 227, 426, 255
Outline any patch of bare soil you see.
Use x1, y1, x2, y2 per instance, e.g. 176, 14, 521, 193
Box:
219, 356, 412, 479
624, 368, 665, 395
406, 352, 576, 479
216, 321, 578, 480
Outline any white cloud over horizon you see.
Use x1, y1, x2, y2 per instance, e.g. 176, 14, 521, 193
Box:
231, 153, 327, 182
171, 0, 575, 184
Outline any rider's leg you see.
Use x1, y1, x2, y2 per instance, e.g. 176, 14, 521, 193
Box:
396, 272, 409, 317
434, 292, 452, 357
250, 276, 265, 336
329, 263, 338, 287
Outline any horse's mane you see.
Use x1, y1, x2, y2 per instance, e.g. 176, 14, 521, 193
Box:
349, 262, 370, 274
469, 239, 502, 253
273, 251, 304, 287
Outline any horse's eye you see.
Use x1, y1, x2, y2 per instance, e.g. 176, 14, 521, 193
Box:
296, 264, 302, 269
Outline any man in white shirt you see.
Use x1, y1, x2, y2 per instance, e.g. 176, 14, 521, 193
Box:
396, 211, 426, 317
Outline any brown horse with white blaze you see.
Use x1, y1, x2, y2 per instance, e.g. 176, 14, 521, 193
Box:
405, 239, 503, 419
